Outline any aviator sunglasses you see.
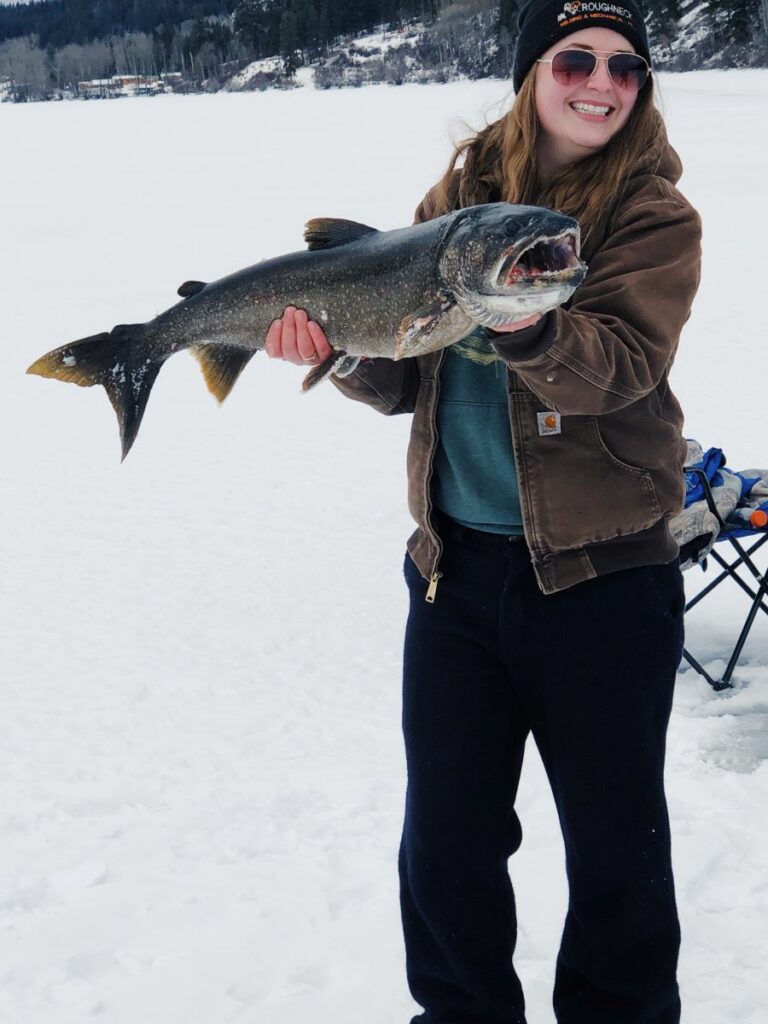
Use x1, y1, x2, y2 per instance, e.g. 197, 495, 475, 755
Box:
537, 48, 651, 91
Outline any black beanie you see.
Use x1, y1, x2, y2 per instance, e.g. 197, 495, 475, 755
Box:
512, 0, 652, 92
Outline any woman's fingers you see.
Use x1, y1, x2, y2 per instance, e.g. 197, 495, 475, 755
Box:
281, 306, 299, 362
307, 320, 333, 362
264, 308, 334, 366
265, 317, 283, 359
295, 308, 318, 364
493, 312, 543, 334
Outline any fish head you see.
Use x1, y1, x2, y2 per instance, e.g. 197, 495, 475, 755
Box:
438, 203, 587, 329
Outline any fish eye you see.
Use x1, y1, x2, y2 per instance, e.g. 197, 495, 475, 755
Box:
503, 219, 522, 237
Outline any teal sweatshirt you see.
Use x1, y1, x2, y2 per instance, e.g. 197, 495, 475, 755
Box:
433, 327, 525, 535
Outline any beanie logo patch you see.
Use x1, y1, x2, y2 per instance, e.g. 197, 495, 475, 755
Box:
557, 2, 635, 25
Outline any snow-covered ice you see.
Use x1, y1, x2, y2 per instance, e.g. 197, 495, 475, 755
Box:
1, 72, 767, 1023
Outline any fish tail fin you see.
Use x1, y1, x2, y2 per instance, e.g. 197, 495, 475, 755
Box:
27, 324, 161, 460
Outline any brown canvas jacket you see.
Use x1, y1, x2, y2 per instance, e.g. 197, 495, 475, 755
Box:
332, 139, 703, 597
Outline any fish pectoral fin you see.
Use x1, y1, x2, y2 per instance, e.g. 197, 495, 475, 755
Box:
304, 218, 377, 251
177, 280, 208, 298
395, 294, 468, 360
191, 344, 254, 403
301, 351, 358, 392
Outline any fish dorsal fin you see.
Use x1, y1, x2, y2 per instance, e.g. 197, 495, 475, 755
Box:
177, 280, 207, 298
191, 344, 254, 403
304, 218, 377, 251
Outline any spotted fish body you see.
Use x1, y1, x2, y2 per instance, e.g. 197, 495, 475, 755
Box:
28, 202, 586, 459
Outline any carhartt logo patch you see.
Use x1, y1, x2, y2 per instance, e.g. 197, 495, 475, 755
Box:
537, 411, 562, 436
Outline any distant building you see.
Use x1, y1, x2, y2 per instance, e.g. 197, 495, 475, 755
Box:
77, 74, 167, 99
78, 79, 121, 99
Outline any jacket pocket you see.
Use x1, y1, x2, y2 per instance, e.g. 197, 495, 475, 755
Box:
589, 415, 663, 530
592, 416, 660, 480
513, 398, 663, 552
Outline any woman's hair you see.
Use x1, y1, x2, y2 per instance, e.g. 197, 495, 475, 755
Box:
429, 70, 665, 249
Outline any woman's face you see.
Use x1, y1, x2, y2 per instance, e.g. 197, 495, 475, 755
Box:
534, 27, 641, 169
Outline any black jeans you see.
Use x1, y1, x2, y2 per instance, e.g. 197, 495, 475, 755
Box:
399, 523, 685, 1024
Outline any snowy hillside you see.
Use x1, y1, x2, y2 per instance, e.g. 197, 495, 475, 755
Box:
2, 72, 768, 1023
224, 1, 766, 93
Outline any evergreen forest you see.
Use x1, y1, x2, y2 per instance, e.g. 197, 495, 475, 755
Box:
0, 0, 766, 101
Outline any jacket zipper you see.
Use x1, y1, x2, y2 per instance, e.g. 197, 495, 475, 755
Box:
424, 351, 445, 603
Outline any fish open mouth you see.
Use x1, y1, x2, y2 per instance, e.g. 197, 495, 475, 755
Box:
496, 230, 583, 289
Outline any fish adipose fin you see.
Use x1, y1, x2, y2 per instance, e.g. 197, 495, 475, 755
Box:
301, 351, 359, 392
395, 294, 472, 360
177, 280, 208, 298
191, 344, 254, 403
304, 218, 377, 251
27, 325, 162, 461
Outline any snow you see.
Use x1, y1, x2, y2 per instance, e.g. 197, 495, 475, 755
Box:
679, 1, 707, 30
294, 66, 315, 89
227, 25, 423, 91
2, 71, 768, 1023
346, 23, 423, 64
346, 24, 422, 57
228, 56, 284, 89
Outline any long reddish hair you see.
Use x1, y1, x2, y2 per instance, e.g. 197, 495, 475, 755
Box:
429, 70, 665, 251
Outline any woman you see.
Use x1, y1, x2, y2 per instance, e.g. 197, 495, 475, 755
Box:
266, 2, 701, 1022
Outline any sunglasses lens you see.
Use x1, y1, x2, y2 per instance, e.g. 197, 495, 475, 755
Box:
551, 49, 595, 86
607, 54, 648, 90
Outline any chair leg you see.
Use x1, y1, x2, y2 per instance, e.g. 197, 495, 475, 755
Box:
689, 535, 768, 617
681, 647, 734, 691
709, 535, 768, 615
683, 539, 768, 690
681, 470, 768, 691
720, 573, 768, 687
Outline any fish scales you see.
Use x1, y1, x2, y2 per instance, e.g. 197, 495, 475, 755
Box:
153, 219, 444, 361
27, 202, 587, 459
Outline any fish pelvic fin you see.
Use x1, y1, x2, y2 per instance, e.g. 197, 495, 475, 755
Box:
301, 351, 358, 392
304, 218, 377, 251
191, 344, 254, 403
27, 324, 162, 461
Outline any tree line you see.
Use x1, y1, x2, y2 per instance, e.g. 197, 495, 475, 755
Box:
0, 16, 246, 100
0, 0, 441, 50
0, 1, 232, 49
0, 1, 767, 102
0, 0, 451, 98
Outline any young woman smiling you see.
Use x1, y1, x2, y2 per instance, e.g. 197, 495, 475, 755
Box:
267, 2, 701, 1022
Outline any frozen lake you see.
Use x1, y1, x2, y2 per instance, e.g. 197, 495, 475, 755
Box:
1, 70, 767, 1023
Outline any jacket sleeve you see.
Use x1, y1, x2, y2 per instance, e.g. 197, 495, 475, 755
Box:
488, 194, 703, 416
328, 357, 421, 415
328, 186, 441, 415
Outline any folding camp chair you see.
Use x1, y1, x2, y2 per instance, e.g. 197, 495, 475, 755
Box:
679, 466, 768, 691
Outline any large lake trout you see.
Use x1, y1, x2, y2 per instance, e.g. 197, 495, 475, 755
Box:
28, 203, 586, 459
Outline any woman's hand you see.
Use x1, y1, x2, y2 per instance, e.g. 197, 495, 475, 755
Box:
265, 306, 333, 367
264, 306, 543, 365
491, 312, 543, 334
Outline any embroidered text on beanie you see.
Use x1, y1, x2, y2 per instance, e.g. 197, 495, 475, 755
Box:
512, 0, 652, 92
